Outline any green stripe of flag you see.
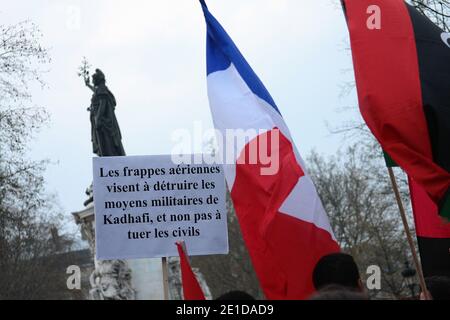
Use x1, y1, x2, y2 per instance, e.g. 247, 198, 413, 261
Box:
383, 151, 398, 168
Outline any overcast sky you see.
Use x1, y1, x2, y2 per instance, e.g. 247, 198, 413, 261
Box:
1, 0, 358, 233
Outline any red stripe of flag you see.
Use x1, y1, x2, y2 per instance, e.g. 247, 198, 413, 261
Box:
176, 242, 206, 300
231, 129, 340, 299
343, 0, 450, 217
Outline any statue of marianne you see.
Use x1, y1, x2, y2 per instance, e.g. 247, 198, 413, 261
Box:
85, 69, 125, 157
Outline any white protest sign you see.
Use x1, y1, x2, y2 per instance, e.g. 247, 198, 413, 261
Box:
92, 155, 228, 260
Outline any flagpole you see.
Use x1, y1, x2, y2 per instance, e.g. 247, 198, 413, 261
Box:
161, 257, 169, 300
387, 167, 429, 299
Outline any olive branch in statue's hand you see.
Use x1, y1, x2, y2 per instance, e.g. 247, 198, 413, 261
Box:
78, 57, 94, 92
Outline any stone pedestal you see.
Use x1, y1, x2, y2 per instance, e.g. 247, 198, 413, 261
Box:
128, 258, 164, 299
72, 202, 164, 300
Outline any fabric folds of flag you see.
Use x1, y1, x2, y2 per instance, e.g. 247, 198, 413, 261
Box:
200, 0, 340, 299
343, 0, 450, 219
385, 159, 450, 277
176, 242, 206, 300
409, 178, 450, 277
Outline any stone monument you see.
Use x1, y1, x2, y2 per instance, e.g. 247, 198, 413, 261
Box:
72, 65, 164, 300
72, 61, 210, 300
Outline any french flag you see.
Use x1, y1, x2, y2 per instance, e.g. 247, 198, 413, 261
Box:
200, 1, 340, 299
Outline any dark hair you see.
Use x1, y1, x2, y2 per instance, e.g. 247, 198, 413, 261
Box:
312, 253, 361, 290
309, 284, 368, 300
216, 290, 255, 300
425, 276, 450, 300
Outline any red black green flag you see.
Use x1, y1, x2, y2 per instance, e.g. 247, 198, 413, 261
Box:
384, 153, 450, 277
343, 0, 450, 220
409, 178, 450, 277
384, 153, 450, 276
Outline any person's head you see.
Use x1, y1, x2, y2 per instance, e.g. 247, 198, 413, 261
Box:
308, 284, 369, 300
312, 252, 363, 291
420, 276, 450, 300
92, 68, 106, 86
216, 290, 255, 300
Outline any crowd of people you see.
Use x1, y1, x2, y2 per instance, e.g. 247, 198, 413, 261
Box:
216, 253, 450, 300
310, 253, 450, 300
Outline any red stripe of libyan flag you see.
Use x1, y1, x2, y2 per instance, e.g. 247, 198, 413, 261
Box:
385, 154, 450, 276
343, 0, 450, 220
409, 177, 450, 277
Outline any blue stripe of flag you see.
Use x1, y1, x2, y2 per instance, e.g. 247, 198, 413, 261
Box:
200, 0, 281, 115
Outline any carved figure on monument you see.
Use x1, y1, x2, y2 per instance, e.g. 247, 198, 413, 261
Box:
89, 260, 135, 300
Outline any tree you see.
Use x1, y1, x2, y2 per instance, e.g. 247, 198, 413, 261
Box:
0, 20, 50, 193
308, 142, 414, 298
0, 20, 74, 299
411, 0, 450, 31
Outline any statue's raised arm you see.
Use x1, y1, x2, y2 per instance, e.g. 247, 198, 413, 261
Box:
85, 77, 95, 93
